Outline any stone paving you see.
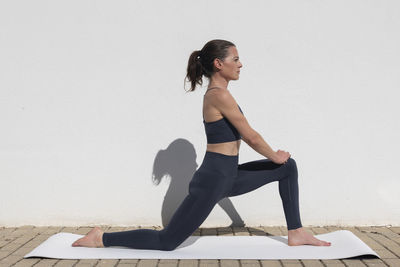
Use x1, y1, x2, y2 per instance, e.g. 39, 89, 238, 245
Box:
1, 225, 399, 267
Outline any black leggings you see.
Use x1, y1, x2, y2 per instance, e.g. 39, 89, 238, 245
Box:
102, 151, 302, 251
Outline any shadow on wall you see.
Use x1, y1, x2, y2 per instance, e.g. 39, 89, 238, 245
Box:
151, 138, 245, 228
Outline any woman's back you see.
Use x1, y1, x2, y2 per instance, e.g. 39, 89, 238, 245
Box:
203, 87, 242, 156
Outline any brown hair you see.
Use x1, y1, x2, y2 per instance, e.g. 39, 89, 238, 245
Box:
184, 39, 236, 92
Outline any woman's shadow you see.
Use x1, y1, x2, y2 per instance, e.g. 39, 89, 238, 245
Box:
151, 138, 245, 228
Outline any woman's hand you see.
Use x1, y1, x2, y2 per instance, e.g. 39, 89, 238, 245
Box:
271, 149, 291, 164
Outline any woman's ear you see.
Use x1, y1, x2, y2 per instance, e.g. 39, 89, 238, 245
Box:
213, 58, 222, 71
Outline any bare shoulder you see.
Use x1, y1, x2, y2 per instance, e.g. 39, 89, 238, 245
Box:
205, 88, 257, 144
206, 88, 237, 108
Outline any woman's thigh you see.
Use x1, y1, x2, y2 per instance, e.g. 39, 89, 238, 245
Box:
159, 167, 230, 249
226, 157, 297, 197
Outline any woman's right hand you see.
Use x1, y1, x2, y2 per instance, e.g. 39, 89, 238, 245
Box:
271, 149, 291, 164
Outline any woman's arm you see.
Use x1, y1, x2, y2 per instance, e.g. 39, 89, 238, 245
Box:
246, 131, 277, 161
210, 89, 278, 161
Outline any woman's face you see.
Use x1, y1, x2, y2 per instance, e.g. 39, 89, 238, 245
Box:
215, 46, 243, 80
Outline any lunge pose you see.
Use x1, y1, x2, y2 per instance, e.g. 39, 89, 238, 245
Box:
72, 39, 331, 250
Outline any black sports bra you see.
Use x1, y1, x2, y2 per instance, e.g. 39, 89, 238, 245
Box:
203, 104, 244, 144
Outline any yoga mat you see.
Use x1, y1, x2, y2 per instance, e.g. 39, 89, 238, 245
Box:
24, 230, 379, 260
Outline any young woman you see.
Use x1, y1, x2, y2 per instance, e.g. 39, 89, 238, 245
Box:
72, 39, 331, 250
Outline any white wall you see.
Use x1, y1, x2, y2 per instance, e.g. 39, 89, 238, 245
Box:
1, 0, 399, 227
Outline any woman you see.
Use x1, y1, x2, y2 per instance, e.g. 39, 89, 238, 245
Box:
72, 39, 331, 249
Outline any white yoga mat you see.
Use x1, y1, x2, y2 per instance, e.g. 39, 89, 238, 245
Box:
24, 230, 379, 260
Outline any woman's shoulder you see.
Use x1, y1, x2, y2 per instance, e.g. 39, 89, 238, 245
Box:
204, 87, 231, 100
204, 89, 238, 115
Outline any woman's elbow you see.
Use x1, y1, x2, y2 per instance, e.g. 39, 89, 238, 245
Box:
243, 132, 260, 146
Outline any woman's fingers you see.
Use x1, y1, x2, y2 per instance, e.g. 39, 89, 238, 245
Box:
277, 150, 292, 163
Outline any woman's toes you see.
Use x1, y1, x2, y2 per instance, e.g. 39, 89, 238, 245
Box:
72, 238, 83, 247
323, 240, 332, 246
316, 238, 331, 246
71, 227, 104, 248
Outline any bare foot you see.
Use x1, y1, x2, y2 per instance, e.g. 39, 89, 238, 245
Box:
71, 227, 105, 248
288, 227, 331, 246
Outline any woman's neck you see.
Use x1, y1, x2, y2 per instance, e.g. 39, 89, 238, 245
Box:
208, 76, 229, 90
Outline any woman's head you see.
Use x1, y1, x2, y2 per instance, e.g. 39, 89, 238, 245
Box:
184, 39, 242, 92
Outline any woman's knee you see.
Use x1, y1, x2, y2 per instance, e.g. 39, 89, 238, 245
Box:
161, 241, 179, 251
285, 157, 298, 173
287, 157, 296, 165
158, 231, 184, 251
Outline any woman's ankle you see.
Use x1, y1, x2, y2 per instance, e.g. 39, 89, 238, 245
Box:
288, 226, 303, 233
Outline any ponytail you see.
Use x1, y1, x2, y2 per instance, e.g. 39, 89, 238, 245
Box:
184, 50, 204, 92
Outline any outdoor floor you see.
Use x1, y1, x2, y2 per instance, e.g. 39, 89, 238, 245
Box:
1, 225, 399, 267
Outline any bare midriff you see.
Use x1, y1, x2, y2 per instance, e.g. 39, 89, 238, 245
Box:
206, 140, 241, 156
